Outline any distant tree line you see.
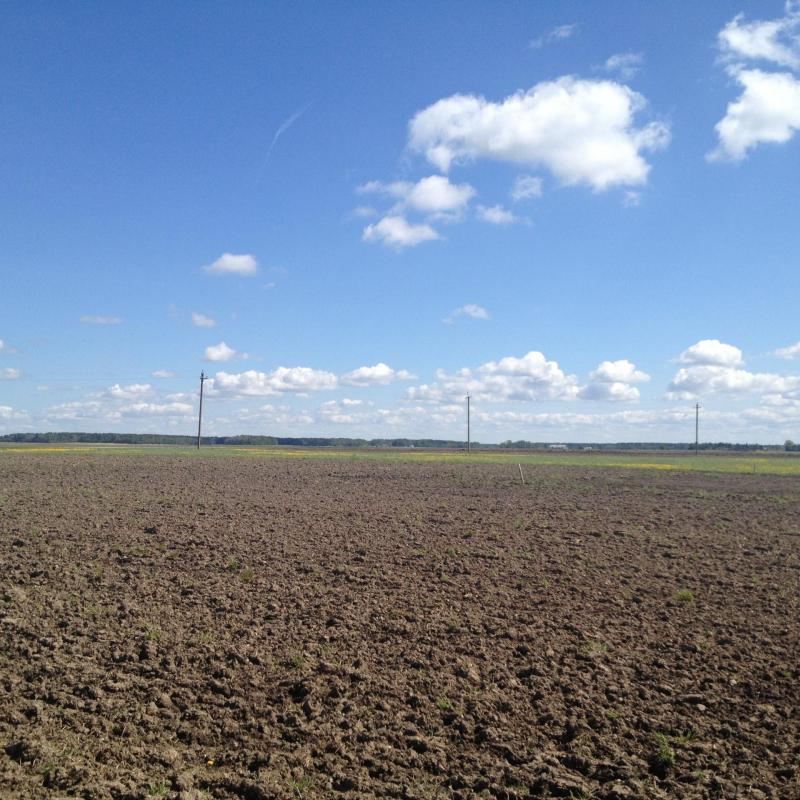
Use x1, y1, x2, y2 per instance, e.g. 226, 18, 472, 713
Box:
498, 440, 787, 452
0, 431, 793, 451
0, 432, 478, 448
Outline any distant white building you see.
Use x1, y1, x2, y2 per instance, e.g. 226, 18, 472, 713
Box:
548, 443, 568, 451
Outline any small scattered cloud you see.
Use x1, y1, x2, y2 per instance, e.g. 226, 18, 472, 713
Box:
362, 215, 440, 249
103, 383, 153, 400
80, 315, 122, 325
443, 304, 490, 324
152, 369, 175, 378
774, 340, 800, 359
511, 175, 543, 202
209, 367, 338, 396
579, 359, 650, 402
678, 339, 743, 367
589, 359, 651, 384
578, 382, 641, 402
357, 175, 478, 247
718, 4, 800, 70
529, 23, 579, 50
408, 78, 669, 190
477, 204, 517, 225
191, 312, 217, 328
358, 175, 476, 217
0, 339, 17, 354
204, 342, 240, 363
340, 363, 416, 386
1, 367, 21, 380
709, 68, 800, 161
604, 52, 644, 80
203, 253, 259, 276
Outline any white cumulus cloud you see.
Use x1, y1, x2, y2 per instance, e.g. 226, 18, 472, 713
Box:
1, 367, 21, 380
578, 382, 642, 402
362, 215, 440, 249
668, 338, 799, 401
192, 312, 217, 328
408, 351, 581, 404
709, 68, 800, 160
408, 77, 669, 190
678, 339, 744, 367
589, 359, 650, 384
712, 4, 800, 160
204, 253, 259, 276
718, 3, 800, 69
210, 367, 338, 396
579, 359, 650, 403
359, 175, 476, 215
204, 342, 238, 362
152, 369, 175, 378
667, 365, 798, 400
104, 383, 153, 400
341, 363, 416, 386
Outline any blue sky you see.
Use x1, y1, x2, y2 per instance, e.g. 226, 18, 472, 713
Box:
1, 1, 799, 442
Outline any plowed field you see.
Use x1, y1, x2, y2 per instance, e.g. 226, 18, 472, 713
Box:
1, 454, 798, 799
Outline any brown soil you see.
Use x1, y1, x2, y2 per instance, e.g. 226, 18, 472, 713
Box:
1, 454, 798, 799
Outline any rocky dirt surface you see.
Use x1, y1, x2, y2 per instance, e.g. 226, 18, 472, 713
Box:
0, 453, 798, 799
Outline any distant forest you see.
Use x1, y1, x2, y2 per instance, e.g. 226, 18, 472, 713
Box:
0, 432, 794, 450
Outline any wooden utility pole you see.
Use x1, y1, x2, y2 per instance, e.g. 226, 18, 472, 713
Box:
466, 394, 471, 453
695, 403, 700, 456
197, 371, 206, 449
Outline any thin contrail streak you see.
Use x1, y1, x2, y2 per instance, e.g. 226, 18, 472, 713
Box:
255, 101, 313, 184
